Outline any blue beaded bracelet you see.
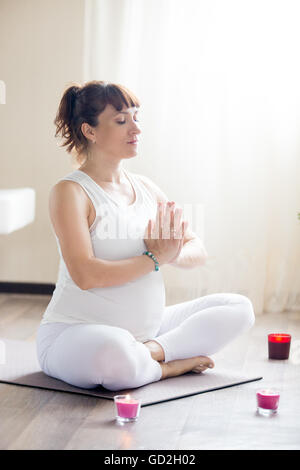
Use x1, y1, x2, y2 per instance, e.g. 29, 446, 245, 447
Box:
143, 251, 160, 271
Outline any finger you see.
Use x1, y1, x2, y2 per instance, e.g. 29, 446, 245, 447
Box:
154, 203, 161, 239
149, 219, 154, 239
162, 202, 172, 239
150, 219, 157, 240
173, 207, 183, 238
146, 219, 153, 239
159, 202, 166, 239
170, 204, 175, 239
179, 228, 185, 247
177, 213, 188, 240
182, 220, 188, 238
174, 221, 186, 242
179, 221, 185, 240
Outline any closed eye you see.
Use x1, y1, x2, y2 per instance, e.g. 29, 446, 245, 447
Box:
117, 119, 139, 125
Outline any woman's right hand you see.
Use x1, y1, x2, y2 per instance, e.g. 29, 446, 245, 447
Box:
143, 202, 188, 266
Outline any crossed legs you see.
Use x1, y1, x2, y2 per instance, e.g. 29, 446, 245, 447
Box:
36, 293, 255, 391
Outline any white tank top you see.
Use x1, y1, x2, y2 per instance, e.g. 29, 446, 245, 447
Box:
41, 168, 166, 342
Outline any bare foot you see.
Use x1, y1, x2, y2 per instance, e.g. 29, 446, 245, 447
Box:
160, 356, 215, 380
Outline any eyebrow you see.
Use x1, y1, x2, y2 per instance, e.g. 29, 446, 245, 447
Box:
114, 109, 139, 115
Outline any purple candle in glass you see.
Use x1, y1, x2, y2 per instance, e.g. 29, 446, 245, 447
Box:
268, 333, 291, 360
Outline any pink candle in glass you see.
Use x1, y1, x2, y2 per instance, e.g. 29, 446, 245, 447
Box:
114, 394, 141, 422
256, 389, 280, 415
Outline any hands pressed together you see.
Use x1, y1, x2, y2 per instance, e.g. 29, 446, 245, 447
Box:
143, 201, 188, 266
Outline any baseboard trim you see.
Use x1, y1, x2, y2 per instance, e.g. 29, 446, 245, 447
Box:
0, 282, 55, 295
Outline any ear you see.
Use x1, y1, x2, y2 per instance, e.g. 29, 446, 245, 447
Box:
81, 122, 95, 142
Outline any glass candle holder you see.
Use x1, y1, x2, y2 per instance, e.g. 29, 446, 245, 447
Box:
114, 394, 141, 423
256, 389, 280, 416
268, 333, 291, 360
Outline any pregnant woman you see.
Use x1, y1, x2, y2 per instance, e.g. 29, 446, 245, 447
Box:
36, 80, 255, 391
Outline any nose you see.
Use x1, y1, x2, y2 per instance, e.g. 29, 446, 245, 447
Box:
129, 123, 141, 139
132, 122, 141, 134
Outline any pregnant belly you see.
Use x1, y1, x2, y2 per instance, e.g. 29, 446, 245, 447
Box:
89, 272, 165, 333
51, 272, 166, 341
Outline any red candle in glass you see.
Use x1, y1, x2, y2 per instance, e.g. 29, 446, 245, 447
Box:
268, 334, 291, 360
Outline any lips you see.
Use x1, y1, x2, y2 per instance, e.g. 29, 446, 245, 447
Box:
127, 139, 138, 144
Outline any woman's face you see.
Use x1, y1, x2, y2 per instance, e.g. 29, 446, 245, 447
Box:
91, 103, 141, 158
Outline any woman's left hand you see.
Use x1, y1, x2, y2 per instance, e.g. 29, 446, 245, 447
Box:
168, 219, 188, 263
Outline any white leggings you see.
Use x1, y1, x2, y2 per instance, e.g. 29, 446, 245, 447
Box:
36, 293, 255, 392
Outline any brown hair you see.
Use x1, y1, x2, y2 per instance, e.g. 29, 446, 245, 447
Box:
54, 80, 140, 167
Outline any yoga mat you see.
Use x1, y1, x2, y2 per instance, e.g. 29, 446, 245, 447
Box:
0, 338, 262, 407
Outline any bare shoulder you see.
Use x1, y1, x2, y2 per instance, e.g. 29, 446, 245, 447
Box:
133, 173, 169, 203
52, 178, 87, 195
50, 180, 90, 216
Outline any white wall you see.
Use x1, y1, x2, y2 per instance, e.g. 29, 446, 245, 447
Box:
0, 0, 85, 284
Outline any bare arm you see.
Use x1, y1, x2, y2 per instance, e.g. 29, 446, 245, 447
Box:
82, 255, 159, 290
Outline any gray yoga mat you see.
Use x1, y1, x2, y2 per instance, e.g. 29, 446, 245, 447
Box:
0, 337, 262, 407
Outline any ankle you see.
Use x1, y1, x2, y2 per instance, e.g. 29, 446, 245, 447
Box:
159, 362, 170, 380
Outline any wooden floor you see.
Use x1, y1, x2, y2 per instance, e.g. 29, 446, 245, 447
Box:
0, 292, 299, 450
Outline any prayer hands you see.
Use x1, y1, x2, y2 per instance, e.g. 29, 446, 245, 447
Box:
143, 201, 188, 266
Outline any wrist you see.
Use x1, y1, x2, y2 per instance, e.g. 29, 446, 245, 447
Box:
143, 251, 160, 271
150, 250, 166, 266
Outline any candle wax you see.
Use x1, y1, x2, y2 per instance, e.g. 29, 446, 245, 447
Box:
268, 334, 291, 343
256, 390, 280, 410
115, 398, 140, 419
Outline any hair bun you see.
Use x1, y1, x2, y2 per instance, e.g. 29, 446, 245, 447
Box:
70, 86, 80, 98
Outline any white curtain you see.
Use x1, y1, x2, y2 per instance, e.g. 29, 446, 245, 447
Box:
83, 0, 300, 315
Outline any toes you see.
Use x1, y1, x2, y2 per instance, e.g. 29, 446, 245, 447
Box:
199, 356, 215, 369
192, 356, 215, 373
